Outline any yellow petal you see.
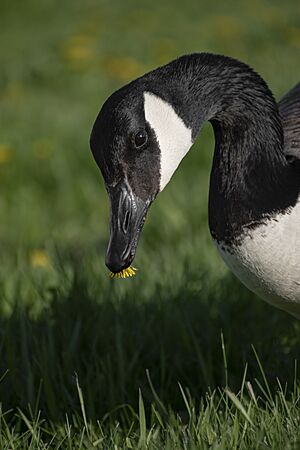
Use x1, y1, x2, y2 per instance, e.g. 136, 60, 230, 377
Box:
30, 250, 50, 268
0, 144, 13, 164
109, 265, 138, 279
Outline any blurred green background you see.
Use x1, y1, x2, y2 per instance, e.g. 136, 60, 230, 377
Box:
1, 0, 300, 437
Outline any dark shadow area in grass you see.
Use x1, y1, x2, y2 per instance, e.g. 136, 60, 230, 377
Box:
0, 265, 299, 424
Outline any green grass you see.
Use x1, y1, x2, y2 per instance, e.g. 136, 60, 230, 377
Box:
1, 0, 300, 447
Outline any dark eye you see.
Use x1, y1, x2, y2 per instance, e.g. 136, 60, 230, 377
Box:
134, 130, 148, 148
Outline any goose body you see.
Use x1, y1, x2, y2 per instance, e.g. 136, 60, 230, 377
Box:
217, 203, 300, 318
90, 53, 300, 318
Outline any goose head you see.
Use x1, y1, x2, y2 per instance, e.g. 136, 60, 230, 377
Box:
90, 79, 194, 273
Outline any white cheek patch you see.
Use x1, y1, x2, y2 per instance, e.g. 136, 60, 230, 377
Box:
144, 92, 193, 191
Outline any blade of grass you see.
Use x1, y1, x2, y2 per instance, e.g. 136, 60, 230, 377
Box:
221, 331, 228, 387
138, 389, 146, 449
75, 373, 90, 441
225, 389, 254, 426
252, 345, 273, 405
146, 369, 168, 416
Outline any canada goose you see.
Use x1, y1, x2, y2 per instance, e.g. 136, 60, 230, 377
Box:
90, 53, 300, 318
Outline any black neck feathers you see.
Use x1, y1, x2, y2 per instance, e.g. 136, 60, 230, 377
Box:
144, 53, 300, 243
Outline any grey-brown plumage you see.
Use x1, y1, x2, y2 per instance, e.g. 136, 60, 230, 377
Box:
279, 82, 300, 159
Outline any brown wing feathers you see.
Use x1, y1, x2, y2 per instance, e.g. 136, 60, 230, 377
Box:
279, 81, 300, 158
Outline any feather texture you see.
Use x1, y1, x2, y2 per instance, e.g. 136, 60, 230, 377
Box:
279, 82, 300, 159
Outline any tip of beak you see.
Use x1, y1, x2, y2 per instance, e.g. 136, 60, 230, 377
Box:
105, 253, 131, 273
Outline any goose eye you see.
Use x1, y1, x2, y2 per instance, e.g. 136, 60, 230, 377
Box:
134, 130, 148, 148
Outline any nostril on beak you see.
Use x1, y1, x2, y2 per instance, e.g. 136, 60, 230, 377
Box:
122, 210, 131, 234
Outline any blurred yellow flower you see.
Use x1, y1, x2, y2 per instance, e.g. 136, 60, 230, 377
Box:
32, 139, 53, 159
254, 6, 282, 23
0, 144, 13, 164
2, 82, 26, 103
101, 56, 143, 82
30, 250, 50, 268
152, 39, 177, 65
62, 34, 95, 63
209, 15, 242, 41
285, 27, 300, 49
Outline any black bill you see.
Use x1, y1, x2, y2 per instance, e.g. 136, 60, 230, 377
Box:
105, 180, 151, 273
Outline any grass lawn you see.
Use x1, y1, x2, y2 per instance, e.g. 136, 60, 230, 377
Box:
1, 0, 300, 447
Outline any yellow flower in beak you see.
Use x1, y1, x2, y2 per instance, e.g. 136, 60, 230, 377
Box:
110, 266, 137, 279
